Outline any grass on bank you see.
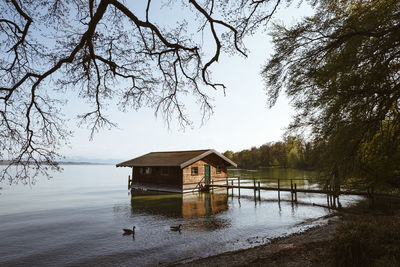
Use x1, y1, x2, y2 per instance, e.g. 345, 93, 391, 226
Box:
330, 197, 400, 267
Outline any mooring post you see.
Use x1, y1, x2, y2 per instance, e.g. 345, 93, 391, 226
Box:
290, 179, 294, 202
294, 183, 297, 203
231, 180, 234, 196
238, 177, 241, 198
278, 178, 280, 201
128, 175, 131, 189
258, 181, 261, 201
326, 184, 330, 207
332, 185, 336, 208
252, 177, 257, 203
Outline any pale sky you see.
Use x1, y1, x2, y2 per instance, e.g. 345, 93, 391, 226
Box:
60, 1, 314, 163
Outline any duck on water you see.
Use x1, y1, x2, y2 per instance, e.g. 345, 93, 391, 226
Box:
170, 224, 182, 232
123, 226, 135, 236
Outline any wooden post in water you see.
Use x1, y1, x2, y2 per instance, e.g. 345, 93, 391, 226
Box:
332, 185, 336, 208
253, 178, 256, 202
128, 175, 131, 189
231, 180, 234, 196
278, 179, 281, 202
258, 181, 261, 201
238, 177, 241, 198
290, 179, 294, 202
294, 183, 298, 203
326, 184, 330, 207
327, 184, 330, 207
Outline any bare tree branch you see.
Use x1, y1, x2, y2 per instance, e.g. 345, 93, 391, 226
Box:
0, 0, 287, 184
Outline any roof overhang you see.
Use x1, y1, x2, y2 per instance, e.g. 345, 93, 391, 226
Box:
116, 149, 237, 168
179, 149, 237, 168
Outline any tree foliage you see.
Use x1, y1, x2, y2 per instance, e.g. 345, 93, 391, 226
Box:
263, 0, 400, 188
223, 136, 318, 169
0, 0, 288, 184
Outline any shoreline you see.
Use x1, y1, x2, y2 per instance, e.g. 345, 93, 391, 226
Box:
172, 214, 341, 266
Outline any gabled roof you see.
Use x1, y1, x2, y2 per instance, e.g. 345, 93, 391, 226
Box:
116, 149, 237, 168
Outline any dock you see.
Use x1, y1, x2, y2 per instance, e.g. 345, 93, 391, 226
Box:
208, 177, 400, 208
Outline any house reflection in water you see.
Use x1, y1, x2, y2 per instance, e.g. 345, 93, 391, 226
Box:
130, 188, 228, 219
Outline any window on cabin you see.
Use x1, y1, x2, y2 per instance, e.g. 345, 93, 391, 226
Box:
145, 167, 152, 174
191, 166, 198, 175
216, 165, 222, 174
139, 167, 144, 174
161, 167, 169, 175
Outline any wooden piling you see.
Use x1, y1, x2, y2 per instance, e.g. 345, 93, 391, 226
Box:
278, 179, 280, 201
290, 179, 294, 202
231, 180, 234, 195
258, 181, 261, 201
326, 189, 329, 207
238, 177, 241, 198
294, 183, 297, 203
128, 175, 131, 189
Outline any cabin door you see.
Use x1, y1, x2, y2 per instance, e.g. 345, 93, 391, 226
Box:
204, 164, 211, 185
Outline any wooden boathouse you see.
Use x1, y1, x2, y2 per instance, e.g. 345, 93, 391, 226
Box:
116, 149, 237, 193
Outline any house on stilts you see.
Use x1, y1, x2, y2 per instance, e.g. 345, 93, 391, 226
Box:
116, 149, 237, 193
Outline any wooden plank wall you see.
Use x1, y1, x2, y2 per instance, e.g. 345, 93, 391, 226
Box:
182, 154, 228, 185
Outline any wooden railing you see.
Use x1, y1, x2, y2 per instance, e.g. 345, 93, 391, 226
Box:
192, 176, 206, 192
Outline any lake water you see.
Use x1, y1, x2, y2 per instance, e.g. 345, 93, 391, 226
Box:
0, 165, 361, 266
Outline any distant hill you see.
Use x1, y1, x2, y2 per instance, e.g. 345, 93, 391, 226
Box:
0, 160, 118, 166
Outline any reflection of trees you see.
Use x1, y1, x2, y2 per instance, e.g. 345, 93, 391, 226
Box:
228, 169, 318, 189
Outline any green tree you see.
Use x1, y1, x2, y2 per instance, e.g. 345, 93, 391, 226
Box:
269, 141, 287, 167
250, 146, 262, 168
263, 0, 400, 187
259, 144, 271, 167
223, 150, 234, 161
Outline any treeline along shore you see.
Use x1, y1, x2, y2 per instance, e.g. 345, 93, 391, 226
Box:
223, 137, 318, 170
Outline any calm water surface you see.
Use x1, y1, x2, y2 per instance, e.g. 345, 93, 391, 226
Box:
0, 166, 361, 266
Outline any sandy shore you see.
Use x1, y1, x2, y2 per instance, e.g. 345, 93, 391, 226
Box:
172, 215, 340, 267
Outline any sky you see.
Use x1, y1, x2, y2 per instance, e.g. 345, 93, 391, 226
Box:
60, 1, 314, 163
